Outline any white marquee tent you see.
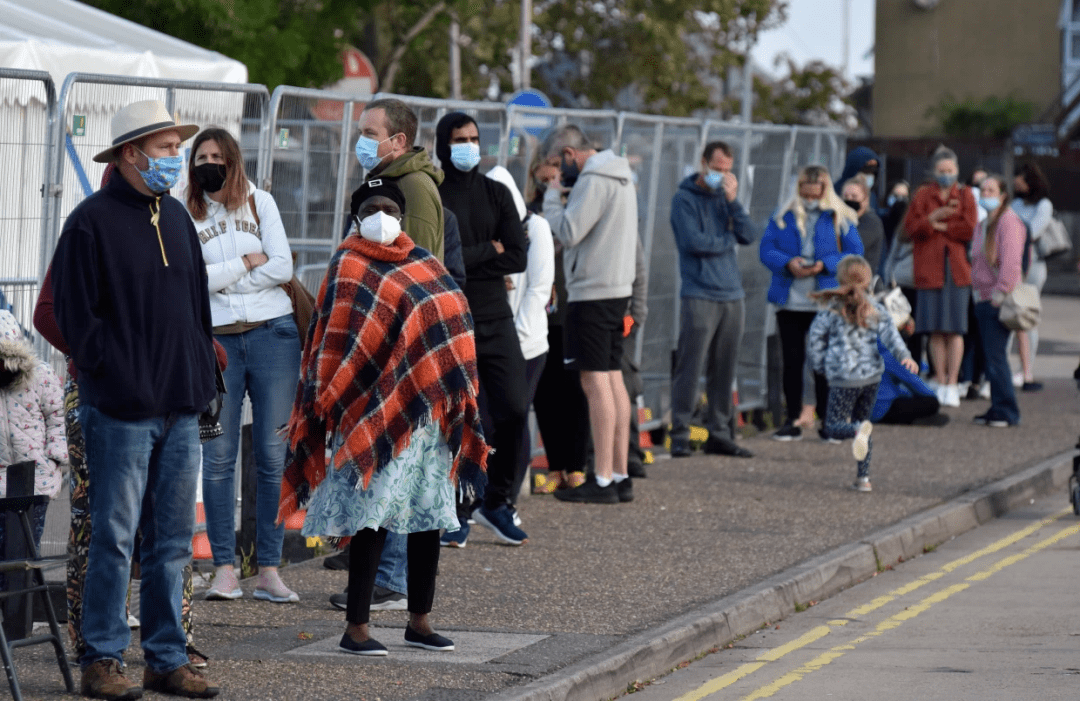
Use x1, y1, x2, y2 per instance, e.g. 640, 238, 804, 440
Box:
0, 0, 250, 325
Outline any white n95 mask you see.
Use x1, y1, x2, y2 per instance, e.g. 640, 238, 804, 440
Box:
358, 211, 401, 245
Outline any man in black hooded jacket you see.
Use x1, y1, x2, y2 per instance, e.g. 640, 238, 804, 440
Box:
435, 112, 530, 546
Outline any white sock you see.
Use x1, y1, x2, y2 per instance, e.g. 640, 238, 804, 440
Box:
595, 475, 613, 488
611, 473, 627, 483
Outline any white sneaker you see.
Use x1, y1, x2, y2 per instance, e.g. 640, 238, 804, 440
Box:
945, 384, 961, 407
978, 381, 991, 399
957, 381, 970, 397
206, 566, 243, 600
852, 421, 873, 461
935, 385, 947, 405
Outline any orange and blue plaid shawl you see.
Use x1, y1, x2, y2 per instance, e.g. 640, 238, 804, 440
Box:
277, 232, 487, 525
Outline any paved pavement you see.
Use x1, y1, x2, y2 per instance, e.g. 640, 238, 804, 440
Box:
10, 295, 1080, 701
621, 497, 1080, 701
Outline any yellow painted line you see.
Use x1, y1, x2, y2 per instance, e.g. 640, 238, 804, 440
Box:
671, 663, 766, 701
737, 523, 1079, 700
668, 508, 1069, 701
755, 626, 832, 662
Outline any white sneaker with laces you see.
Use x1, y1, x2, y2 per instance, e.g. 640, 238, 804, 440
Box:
945, 384, 961, 407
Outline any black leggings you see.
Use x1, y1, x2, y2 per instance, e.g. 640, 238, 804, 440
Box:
776, 309, 829, 425
346, 528, 440, 624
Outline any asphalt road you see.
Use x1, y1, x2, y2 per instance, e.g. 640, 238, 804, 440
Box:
621, 495, 1080, 701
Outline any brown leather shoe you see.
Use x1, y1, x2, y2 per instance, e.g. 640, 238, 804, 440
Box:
143, 663, 220, 698
80, 659, 143, 700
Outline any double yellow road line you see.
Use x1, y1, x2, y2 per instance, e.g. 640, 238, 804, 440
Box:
673, 508, 1079, 701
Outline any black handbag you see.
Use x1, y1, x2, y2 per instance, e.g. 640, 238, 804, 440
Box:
198, 365, 227, 443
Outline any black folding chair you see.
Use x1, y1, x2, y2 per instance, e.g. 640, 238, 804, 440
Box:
0, 494, 74, 701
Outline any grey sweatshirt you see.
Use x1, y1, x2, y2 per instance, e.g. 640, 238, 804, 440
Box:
543, 150, 638, 303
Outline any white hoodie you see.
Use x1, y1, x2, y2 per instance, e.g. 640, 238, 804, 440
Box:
486, 167, 554, 361
188, 182, 294, 327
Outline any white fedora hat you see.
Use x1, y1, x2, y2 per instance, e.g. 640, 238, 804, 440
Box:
93, 100, 200, 163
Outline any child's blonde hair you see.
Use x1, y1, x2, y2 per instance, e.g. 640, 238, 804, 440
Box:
811, 255, 877, 328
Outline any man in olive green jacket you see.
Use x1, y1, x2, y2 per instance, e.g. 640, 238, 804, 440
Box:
355, 98, 445, 260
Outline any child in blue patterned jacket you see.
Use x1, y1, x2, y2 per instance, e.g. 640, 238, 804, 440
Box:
808, 255, 918, 492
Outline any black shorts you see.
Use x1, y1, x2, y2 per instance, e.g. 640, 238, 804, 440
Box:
564, 298, 629, 372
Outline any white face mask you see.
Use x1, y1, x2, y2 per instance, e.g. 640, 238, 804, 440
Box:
358, 211, 401, 245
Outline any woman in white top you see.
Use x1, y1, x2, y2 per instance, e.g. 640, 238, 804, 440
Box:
485, 166, 555, 509
1010, 162, 1053, 392
185, 128, 301, 603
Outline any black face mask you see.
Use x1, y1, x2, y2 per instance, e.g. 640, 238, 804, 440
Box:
843, 198, 862, 211
192, 163, 228, 193
560, 153, 580, 189
0, 366, 17, 391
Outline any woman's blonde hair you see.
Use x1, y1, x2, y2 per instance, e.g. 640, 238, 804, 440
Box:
811, 254, 877, 329
980, 173, 1012, 266
776, 165, 859, 251
524, 147, 553, 204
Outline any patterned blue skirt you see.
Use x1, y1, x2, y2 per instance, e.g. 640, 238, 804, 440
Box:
301, 423, 459, 537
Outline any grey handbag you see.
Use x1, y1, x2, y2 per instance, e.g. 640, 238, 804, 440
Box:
998, 283, 1041, 331
1034, 217, 1071, 260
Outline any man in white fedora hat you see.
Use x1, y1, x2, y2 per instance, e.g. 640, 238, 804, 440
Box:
51, 100, 220, 699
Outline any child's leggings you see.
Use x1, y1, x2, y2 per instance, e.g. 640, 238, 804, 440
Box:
825, 383, 879, 478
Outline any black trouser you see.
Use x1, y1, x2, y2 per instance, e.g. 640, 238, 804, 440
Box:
532, 324, 590, 474
346, 528, 440, 624
511, 352, 548, 503
960, 297, 985, 385
878, 395, 941, 424
900, 287, 927, 372
775, 310, 829, 425
474, 316, 529, 509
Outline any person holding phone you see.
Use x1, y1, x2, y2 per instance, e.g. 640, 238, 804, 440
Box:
759, 165, 863, 440
903, 146, 977, 408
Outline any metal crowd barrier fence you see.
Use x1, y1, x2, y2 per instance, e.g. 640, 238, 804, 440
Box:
0, 68, 56, 362
15, 73, 845, 440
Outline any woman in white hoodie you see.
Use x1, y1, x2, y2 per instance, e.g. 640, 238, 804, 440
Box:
185, 128, 300, 603
486, 166, 555, 510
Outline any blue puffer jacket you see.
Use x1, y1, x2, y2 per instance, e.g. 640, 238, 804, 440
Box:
759, 209, 864, 305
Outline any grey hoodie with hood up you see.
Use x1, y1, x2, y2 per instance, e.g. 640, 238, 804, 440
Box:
543, 150, 638, 303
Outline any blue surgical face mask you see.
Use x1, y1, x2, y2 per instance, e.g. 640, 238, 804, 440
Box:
450, 142, 481, 172
134, 147, 183, 193
979, 196, 1000, 212
935, 173, 957, 188
355, 133, 400, 171
704, 169, 724, 190
864, 174, 875, 190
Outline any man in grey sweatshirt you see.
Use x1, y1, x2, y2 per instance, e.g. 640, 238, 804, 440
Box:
541, 124, 638, 504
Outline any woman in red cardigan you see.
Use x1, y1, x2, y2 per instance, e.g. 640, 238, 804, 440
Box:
903, 146, 977, 408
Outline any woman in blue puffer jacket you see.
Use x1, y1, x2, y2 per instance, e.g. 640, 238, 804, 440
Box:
759, 165, 863, 441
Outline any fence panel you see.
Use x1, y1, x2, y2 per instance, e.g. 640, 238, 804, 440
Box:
258, 86, 365, 294
0, 69, 55, 353
48, 74, 270, 275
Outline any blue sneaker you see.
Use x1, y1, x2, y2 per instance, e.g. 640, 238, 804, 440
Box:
440, 518, 469, 548
473, 504, 528, 545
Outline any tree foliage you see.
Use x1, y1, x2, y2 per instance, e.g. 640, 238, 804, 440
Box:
744, 56, 856, 129
924, 95, 1036, 139
531, 0, 786, 114
80, 0, 365, 89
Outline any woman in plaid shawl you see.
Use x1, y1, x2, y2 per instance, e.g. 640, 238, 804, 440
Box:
278, 180, 488, 656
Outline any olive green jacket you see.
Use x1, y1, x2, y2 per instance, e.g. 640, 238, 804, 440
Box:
371, 148, 445, 260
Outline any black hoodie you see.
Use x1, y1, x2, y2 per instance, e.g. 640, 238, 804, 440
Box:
435, 112, 526, 322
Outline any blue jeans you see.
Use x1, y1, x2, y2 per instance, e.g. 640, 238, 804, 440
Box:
974, 302, 1020, 424
375, 531, 407, 595
203, 315, 301, 568
77, 405, 200, 673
